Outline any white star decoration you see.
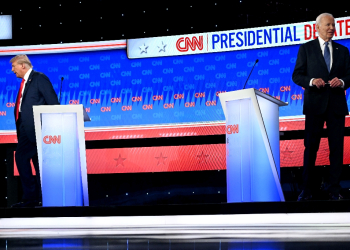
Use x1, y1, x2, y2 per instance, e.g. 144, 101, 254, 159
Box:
139, 43, 149, 54
157, 41, 167, 52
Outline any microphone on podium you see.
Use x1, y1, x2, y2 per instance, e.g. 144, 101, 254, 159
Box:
59, 77, 64, 104
242, 59, 259, 90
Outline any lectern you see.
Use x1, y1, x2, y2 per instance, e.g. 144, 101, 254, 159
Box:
219, 89, 287, 202
33, 104, 90, 207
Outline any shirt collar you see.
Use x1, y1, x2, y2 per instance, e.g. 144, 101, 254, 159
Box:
23, 68, 33, 82
318, 36, 332, 46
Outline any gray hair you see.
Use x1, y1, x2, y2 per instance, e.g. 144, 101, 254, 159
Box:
10, 54, 33, 69
316, 13, 334, 25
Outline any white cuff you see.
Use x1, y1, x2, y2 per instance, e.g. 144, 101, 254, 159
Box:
309, 78, 314, 86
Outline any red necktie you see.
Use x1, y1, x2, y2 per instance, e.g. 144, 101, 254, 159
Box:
15, 79, 25, 122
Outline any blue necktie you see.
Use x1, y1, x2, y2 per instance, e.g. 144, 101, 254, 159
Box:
324, 41, 331, 72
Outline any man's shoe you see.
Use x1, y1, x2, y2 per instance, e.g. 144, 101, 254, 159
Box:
297, 190, 312, 201
329, 193, 344, 201
11, 201, 41, 208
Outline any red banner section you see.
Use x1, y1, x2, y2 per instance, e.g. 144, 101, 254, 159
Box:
0, 133, 18, 144
14, 144, 226, 175
281, 137, 350, 167
14, 137, 350, 175
3, 115, 350, 144
86, 144, 226, 174
279, 116, 350, 131
9, 115, 350, 175
85, 122, 226, 141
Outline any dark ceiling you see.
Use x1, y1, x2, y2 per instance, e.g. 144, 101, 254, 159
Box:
0, 0, 348, 46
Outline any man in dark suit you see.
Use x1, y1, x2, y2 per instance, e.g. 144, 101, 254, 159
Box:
292, 13, 350, 201
10, 55, 59, 207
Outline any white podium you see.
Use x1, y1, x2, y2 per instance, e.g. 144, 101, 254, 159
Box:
219, 89, 287, 202
33, 104, 90, 207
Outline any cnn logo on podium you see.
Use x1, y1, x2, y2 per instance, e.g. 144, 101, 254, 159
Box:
43, 135, 61, 144
226, 125, 239, 134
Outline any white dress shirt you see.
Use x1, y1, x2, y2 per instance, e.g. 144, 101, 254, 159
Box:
309, 37, 344, 87
19, 68, 32, 112
318, 36, 333, 69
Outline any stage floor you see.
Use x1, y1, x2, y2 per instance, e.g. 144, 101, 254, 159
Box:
1, 237, 350, 250
1, 200, 350, 240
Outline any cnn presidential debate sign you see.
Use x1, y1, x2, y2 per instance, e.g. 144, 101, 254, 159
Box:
128, 16, 350, 57
0, 16, 350, 132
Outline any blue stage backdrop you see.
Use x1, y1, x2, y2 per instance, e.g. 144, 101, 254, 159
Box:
1, 39, 350, 131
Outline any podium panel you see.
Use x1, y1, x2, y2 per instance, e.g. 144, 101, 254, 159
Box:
41, 113, 83, 206
226, 99, 251, 202
33, 105, 89, 207
220, 89, 287, 203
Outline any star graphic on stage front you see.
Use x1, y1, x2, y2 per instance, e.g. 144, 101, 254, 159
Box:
197, 151, 209, 164
114, 154, 126, 167
281, 147, 294, 160
139, 43, 149, 54
157, 41, 167, 52
155, 152, 167, 165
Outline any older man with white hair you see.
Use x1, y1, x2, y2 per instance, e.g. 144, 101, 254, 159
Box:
292, 13, 350, 201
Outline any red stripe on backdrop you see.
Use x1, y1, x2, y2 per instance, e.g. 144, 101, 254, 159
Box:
279, 116, 350, 131
280, 137, 350, 167
3, 115, 350, 144
0, 134, 18, 144
84, 123, 226, 141
0, 43, 127, 53
86, 144, 226, 174
13, 137, 350, 175
14, 144, 226, 175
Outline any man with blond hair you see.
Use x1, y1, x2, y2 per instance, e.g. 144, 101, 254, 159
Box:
292, 13, 350, 201
10, 55, 59, 208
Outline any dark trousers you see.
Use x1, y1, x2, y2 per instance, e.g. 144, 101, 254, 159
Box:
15, 114, 41, 202
303, 107, 345, 195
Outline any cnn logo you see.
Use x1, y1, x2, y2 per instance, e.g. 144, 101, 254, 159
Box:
43, 135, 61, 144
176, 36, 203, 52
226, 125, 239, 134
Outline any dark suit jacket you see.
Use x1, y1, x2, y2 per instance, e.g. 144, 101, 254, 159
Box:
14, 70, 59, 143
292, 38, 350, 115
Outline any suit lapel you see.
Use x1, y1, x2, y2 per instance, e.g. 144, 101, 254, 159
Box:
331, 41, 340, 74
22, 70, 34, 99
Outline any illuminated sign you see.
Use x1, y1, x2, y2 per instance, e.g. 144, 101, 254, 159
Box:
127, 16, 350, 58
0, 15, 12, 40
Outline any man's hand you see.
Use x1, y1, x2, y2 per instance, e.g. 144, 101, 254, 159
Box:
329, 77, 343, 88
312, 78, 325, 89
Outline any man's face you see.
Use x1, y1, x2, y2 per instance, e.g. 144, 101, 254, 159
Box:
11, 61, 26, 78
316, 15, 335, 41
